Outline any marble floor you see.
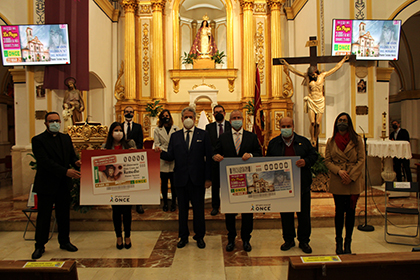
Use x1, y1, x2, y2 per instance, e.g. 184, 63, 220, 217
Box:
0, 225, 418, 280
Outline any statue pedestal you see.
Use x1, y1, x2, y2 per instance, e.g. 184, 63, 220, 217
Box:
193, 58, 215, 69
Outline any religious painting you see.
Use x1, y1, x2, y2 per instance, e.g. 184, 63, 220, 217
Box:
357, 79, 366, 93
36, 85, 45, 98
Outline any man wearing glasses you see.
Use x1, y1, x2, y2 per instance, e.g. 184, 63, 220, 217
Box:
31, 112, 81, 259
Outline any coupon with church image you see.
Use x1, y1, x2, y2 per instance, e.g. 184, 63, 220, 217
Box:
91, 151, 149, 195
226, 159, 294, 204
220, 156, 301, 213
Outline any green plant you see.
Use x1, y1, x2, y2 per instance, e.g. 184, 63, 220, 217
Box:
243, 100, 255, 115
211, 50, 226, 64
181, 52, 196, 64
311, 152, 329, 178
145, 100, 163, 117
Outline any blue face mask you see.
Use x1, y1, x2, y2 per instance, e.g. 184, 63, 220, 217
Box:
281, 128, 293, 138
49, 122, 61, 133
231, 120, 243, 130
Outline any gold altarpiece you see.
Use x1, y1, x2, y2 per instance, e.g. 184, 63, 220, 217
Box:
115, 0, 294, 146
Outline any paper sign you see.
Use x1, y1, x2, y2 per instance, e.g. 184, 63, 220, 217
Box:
393, 182, 411, 189
24, 261, 65, 268
300, 256, 342, 263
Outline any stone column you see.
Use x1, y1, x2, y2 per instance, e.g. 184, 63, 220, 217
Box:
268, 0, 284, 98
121, 0, 137, 100
151, 0, 165, 100
240, 0, 255, 99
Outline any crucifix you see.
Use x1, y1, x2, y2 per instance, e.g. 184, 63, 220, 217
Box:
273, 36, 355, 148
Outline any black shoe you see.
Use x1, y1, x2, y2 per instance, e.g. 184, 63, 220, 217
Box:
344, 238, 352, 254
299, 242, 312, 254
163, 204, 168, 212
177, 238, 189, 248
211, 208, 219, 216
335, 237, 344, 255
60, 242, 78, 252
280, 240, 295, 251
31, 248, 45, 259
196, 238, 206, 249
116, 242, 124, 250
170, 204, 177, 212
125, 243, 132, 249
136, 205, 144, 214
243, 241, 252, 252
226, 241, 235, 252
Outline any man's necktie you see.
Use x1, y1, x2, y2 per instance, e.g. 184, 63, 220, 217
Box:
235, 132, 241, 154
186, 130, 191, 150
127, 122, 131, 139
218, 123, 223, 137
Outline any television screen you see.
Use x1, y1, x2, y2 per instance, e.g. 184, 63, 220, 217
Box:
1, 24, 70, 66
332, 19, 401, 60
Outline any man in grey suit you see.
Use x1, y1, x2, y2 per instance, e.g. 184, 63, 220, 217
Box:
206, 105, 231, 216
158, 107, 212, 249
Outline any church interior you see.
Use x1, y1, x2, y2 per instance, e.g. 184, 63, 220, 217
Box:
1, 0, 420, 279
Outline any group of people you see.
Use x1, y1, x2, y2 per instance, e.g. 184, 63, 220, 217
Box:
31, 103, 410, 259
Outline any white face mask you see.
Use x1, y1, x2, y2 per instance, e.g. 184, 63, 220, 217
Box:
183, 118, 194, 129
113, 131, 123, 141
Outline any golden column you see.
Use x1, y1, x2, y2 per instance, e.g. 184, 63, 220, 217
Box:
121, 0, 137, 100
240, 0, 255, 99
268, 0, 284, 99
151, 0, 165, 100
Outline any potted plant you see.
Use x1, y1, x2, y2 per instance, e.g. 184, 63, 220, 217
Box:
181, 52, 196, 69
211, 50, 226, 69
310, 152, 330, 192
145, 100, 163, 118
243, 100, 255, 115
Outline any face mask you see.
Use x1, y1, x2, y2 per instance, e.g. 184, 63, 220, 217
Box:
124, 113, 133, 120
281, 128, 293, 138
183, 118, 194, 129
337, 122, 349, 131
163, 117, 170, 123
231, 120, 243, 130
113, 131, 123, 141
392, 124, 398, 130
49, 122, 60, 133
215, 112, 224, 122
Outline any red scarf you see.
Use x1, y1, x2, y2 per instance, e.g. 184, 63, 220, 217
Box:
335, 132, 350, 151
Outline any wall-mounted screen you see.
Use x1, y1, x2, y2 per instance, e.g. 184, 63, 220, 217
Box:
1, 24, 70, 66
332, 19, 401, 61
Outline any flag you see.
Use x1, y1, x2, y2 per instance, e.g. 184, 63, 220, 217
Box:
44, 0, 89, 91
253, 66, 265, 154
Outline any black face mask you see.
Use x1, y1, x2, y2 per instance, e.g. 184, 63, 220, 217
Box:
125, 113, 133, 119
392, 124, 398, 130
215, 112, 224, 122
163, 117, 170, 123
337, 122, 349, 131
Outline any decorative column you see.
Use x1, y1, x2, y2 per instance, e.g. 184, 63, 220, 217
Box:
269, 0, 284, 98
121, 0, 137, 100
151, 0, 165, 100
191, 21, 197, 44
240, 0, 255, 99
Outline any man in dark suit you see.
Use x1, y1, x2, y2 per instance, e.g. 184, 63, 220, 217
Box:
158, 107, 212, 249
123, 106, 145, 213
31, 112, 81, 259
266, 117, 317, 254
206, 105, 231, 216
213, 110, 262, 252
389, 120, 412, 182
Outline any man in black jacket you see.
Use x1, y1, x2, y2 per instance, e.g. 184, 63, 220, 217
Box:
31, 112, 81, 259
389, 120, 412, 182
266, 117, 317, 254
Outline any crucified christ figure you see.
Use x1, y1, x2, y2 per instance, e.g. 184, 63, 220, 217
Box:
280, 55, 349, 147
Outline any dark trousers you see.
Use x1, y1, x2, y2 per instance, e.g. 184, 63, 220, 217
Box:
393, 158, 412, 182
176, 179, 206, 240
161, 172, 176, 206
225, 213, 253, 242
112, 205, 132, 238
35, 192, 71, 249
211, 163, 220, 210
280, 191, 311, 243
333, 194, 359, 239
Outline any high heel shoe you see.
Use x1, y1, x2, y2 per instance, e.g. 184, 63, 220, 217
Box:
116, 237, 124, 250
124, 237, 132, 249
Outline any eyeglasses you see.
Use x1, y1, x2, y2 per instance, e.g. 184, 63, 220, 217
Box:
47, 120, 61, 123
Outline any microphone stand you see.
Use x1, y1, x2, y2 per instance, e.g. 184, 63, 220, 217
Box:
358, 128, 374, 232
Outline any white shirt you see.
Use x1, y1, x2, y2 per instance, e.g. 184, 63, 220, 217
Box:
216, 121, 227, 138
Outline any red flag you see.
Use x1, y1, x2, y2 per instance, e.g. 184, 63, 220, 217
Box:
253, 66, 265, 154
44, 0, 89, 91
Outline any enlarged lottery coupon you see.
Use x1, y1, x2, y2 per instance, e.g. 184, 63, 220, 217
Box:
91, 151, 149, 195
226, 159, 294, 204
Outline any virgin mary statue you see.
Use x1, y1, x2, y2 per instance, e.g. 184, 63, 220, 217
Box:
189, 15, 218, 59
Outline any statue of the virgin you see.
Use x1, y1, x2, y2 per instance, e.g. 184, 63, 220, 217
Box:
189, 15, 218, 59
